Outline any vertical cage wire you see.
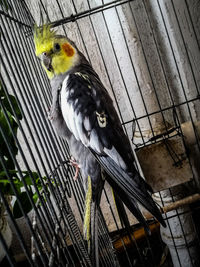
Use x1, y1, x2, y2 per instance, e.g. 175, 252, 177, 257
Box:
0, 1, 119, 266
1, 0, 200, 266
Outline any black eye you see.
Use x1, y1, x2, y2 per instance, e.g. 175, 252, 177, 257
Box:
54, 43, 60, 51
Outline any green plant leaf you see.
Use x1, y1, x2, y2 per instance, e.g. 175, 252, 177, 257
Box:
0, 170, 18, 195
0, 179, 10, 184
13, 191, 33, 219
31, 172, 40, 180
0, 170, 18, 177
0, 88, 22, 120
0, 88, 50, 215
0, 109, 19, 158
33, 192, 39, 203
0, 0, 9, 10
23, 174, 33, 186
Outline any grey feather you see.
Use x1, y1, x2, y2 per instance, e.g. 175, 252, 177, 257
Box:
45, 34, 166, 265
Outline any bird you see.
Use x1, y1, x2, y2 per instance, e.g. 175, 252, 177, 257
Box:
34, 24, 166, 266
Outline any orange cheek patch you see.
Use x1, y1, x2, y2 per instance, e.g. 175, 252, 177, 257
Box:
62, 43, 75, 57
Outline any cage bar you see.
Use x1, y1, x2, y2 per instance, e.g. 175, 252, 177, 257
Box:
1, 0, 200, 266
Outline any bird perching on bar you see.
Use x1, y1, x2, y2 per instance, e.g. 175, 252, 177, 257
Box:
34, 24, 166, 266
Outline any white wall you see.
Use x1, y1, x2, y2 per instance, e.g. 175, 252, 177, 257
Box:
24, 0, 200, 229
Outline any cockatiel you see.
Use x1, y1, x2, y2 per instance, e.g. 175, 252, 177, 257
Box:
34, 25, 166, 265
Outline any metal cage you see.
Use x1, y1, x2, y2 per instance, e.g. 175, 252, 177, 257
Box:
0, 0, 200, 266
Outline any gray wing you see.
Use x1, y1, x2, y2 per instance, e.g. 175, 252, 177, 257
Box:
60, 71, 133, 172
60, 66, 166, 230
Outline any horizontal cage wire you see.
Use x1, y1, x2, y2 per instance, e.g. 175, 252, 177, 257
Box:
0, 0, 200, 267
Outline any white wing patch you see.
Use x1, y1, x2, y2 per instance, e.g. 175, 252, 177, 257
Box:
68, 103, 80, 140
60, 77, 70, 126
83, 116, 92, 131
61, 76, 79, 140
61, 75, 89, 147
60, 75, 110, 155
89, 129, 103, 153
104, 147, 127, 170
75, 111, 89, 146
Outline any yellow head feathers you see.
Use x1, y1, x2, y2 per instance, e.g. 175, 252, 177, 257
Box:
34, 24, 78, 79
34, 24, 56, 56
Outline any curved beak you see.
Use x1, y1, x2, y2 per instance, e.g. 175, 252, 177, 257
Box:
41, 53, 53, 72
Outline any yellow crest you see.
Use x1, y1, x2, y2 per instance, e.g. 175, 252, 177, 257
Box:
34, 24, 56, 56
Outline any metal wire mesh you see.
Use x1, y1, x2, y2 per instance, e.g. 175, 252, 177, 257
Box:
0, 0, 200, 266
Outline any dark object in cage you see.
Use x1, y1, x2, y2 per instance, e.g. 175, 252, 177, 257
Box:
1, 0, 200, 266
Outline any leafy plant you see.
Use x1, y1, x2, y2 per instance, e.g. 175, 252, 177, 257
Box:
0, 85, 48, 218
0, 0, 10, 11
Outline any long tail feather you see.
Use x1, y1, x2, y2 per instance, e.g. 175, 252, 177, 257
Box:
111, 178, 151, 234
91, 151, 166, 229
83, 176, 92, 243
112, 189, 130, 229
112, 189, 140, 244
83, 176, 99, 266
84, 175, 104, 266
90, 201, 99, 267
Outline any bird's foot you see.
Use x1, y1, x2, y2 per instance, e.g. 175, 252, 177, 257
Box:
70, 156, 80, 180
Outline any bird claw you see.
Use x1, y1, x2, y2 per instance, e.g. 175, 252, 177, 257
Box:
70, 156, 80, 180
